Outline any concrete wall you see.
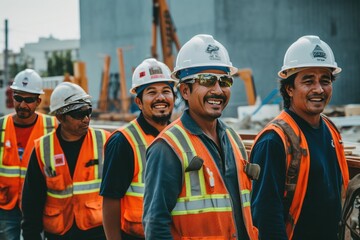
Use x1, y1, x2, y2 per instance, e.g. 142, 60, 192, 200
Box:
80, 0, 360, 117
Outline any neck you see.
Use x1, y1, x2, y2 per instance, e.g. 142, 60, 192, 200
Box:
60, 129, 83, 142
289, 107, 321, 128
13, 113, 38, 125
190, 113, 219, 146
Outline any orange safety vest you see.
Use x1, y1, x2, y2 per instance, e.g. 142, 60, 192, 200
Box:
0, 112, 57, 210
160, 119, 259, 240
34, 127, 109, 235
111, 119, 155, 237
253, 111, 349, 239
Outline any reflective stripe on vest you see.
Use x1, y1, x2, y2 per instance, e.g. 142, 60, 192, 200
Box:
164, 124, 232, 216
39, 129, 106, 198
164, 125, 207, 197
0, 116, 21, 177
43, 114, 57, 135
123, 121, 148, 196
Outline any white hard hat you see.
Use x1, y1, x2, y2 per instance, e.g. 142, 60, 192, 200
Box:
10, 69, 44, 94
278, 35, 341, 79
172, 34, 238, 80
49, 82, 91, 115
130, 58, 177, 95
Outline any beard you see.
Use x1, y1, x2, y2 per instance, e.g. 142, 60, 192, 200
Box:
152, 112, 172, 125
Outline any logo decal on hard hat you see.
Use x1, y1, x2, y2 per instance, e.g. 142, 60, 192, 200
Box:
206, 44, 221, 60
149, 66, 165, 79
139, 71, 146, 78
22, 77, 29, 87
312, 45, 327, 61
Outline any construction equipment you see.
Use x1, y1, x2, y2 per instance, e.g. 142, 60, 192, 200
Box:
235, 68, 257, 106
151, 0, 181, 70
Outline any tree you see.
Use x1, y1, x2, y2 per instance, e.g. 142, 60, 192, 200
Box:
47, 51, 74, 76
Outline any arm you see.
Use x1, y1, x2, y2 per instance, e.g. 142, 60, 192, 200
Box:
102, 197, 122, 240
143, 139, 182, 240
100, 132, 134, 240
21, 149, 46, 240
250, 131, 288, 240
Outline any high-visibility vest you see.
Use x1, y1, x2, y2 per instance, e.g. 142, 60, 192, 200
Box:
35, 128, 109, 235
112, 119, 155, 237
160, 119, 259, 240
253, 111, 349, 239
0, 113, 57, 210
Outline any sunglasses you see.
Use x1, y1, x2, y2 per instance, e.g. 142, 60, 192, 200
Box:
67, 108, 92, 120
183, 73, 234, 88
13, 95, 38, 103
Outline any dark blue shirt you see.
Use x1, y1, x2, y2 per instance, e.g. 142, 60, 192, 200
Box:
251, 109, 342, 240
100, 112, 160, 198
143, 110, 250, 240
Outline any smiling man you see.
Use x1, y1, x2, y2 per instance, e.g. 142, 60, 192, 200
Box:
142, 34, 259, 240
250, 35, 349, 240
100, 58, 177, 240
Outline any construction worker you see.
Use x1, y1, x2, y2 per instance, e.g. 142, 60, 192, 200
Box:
21, 82, 110, 239
250, 35, 349, 240
0, 69, 57, 240
143, 34, 259, 239
100, 58, 177, 240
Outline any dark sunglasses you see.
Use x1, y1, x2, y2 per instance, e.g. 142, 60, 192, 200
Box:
183, 73, 234, 88
13, 95, 38, 103
67, 108, 92, 120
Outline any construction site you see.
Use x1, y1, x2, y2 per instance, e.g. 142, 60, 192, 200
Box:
1, 0, 360, 238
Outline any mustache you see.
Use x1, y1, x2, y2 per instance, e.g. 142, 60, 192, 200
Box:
204, 94, 227, 102
308, 93, 326, 99
152, 100, 169, 106
17, 108, 31, 113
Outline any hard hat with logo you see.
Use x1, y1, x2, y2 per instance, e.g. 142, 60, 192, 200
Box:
49, 82, 91, 115
10, 69, 44, 94
130, 58, 177, 95
278, 35, 341, 79
172, 34, 238, 80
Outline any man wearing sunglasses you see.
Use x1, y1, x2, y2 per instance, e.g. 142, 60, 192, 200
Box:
0, 69, 58, 240
100, 58, 177, 240
22, 82, 110, 240
143, 34, 259, 239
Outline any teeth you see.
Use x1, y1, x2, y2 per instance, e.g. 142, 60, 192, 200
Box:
208, 100, 221, 105
310, 98, 322, 102
154, 104, 166, 109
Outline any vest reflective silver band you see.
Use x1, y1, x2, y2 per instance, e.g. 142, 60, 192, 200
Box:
123, 121, 147, 183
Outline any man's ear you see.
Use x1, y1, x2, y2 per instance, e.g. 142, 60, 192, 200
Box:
134, 96, 142, 110
285, 84, 294, 97
179, 83, 190, 101
36, 97, 42, 107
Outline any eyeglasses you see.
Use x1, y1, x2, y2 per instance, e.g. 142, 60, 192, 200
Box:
183, 73, 234, 88
67, 108, 92, 120
13, 95, 38, 103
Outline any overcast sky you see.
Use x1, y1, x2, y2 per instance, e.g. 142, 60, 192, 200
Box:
0, 0, 80, 52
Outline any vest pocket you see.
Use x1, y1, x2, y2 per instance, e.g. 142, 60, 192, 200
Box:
0, 185, 9, 204
43, 205, 64, 234
123, 209, 144, 237
45, 174, 66, 191
83, 199, 102, 228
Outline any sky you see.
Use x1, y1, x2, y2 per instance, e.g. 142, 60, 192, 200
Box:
0, 0, 80, 52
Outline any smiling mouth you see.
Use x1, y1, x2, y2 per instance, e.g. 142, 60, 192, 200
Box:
207, 99, 222, 105
309, 96, 325, 102
153, 103, 168, 109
